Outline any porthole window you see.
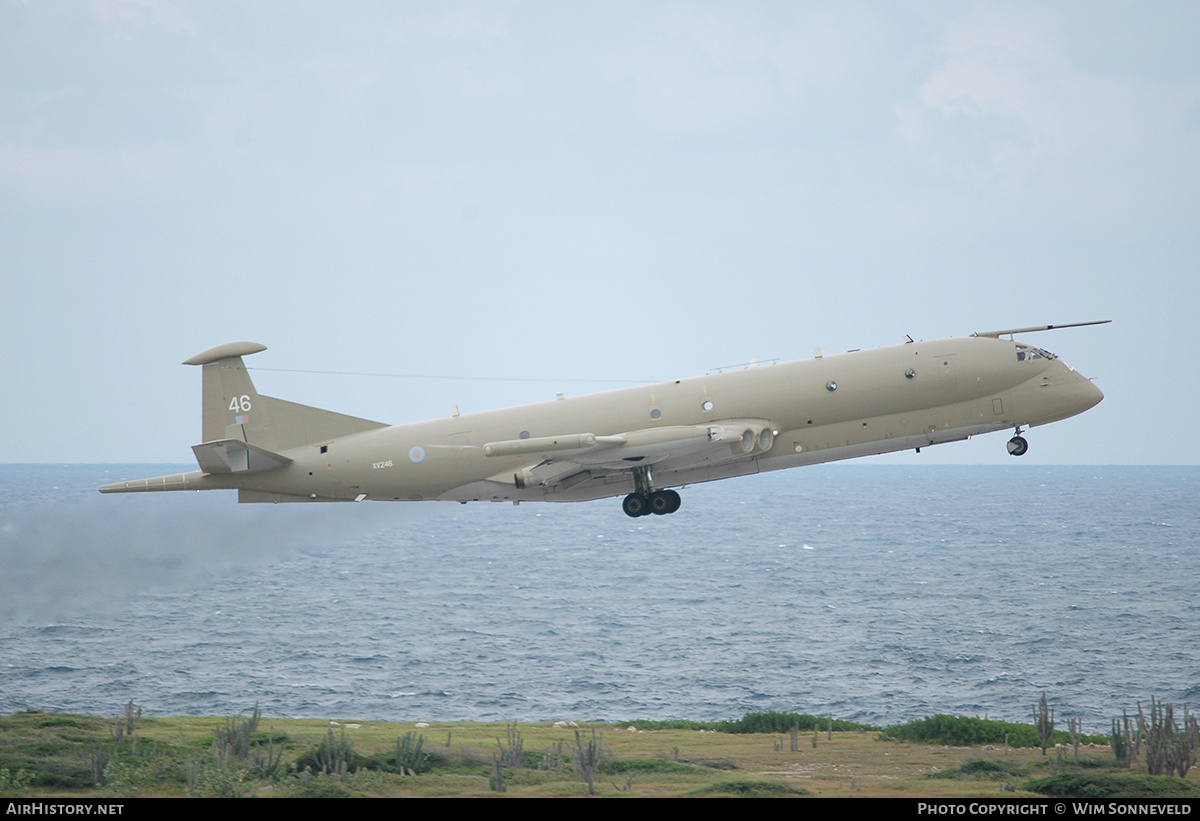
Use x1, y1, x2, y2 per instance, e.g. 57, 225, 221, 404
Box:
905, 369, 916, 379
649, 409, 662, 420
701, 400, 714, 411
826, 381, 837, 392
519, 430, 530, 440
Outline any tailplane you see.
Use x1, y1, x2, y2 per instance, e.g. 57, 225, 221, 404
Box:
101, 342, 390, 495
183, 341, 388, 455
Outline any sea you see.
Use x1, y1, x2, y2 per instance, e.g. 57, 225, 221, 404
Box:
1, 463, 1196, 733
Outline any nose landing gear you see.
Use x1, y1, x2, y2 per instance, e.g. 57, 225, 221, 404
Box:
1007, 428, 1029, 457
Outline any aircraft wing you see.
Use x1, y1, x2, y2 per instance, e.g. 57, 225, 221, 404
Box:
481, 420, 774, 489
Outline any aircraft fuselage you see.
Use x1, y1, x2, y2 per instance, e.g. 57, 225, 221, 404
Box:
100, 331, 1104, 515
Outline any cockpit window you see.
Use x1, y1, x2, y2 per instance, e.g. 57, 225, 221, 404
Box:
1015, 343, 1057, 362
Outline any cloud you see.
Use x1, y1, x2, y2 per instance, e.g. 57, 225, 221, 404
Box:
897, 4, 1200, 226
85, 0, 199, 38
0, 139, 190, 205
595, 5, 852, 135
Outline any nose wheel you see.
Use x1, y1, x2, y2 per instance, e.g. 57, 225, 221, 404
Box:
1007, 430, 1029, 456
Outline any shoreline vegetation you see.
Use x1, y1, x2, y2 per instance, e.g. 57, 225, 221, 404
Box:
1, 705, 1196, 798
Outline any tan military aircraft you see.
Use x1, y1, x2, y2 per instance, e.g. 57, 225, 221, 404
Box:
100, 322, 1107, 517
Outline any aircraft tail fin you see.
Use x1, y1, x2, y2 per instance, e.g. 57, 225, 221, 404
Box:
183, 342, 388, 456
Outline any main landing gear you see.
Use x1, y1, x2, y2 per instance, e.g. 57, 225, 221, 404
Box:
623, 489, 681, 517
622, 465, 682, 517
1007, 428, 1029, 457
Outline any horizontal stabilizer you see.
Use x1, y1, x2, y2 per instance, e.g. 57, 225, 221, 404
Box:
100, 470, 207, 494
192, 439, 292, 474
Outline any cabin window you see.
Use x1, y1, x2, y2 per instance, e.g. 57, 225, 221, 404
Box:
826, 381, 837, 392
905, 369, 916, 379
1016, 344, 1058, 362
320, 445, 328, 454
701, 400, 714, 412
649, 409, 662, 420
519, 430, 530, 439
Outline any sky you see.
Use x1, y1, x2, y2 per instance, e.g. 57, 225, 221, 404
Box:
2, 1, 1197, 465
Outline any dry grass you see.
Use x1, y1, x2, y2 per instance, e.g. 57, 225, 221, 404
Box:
6, 711, 1163, 798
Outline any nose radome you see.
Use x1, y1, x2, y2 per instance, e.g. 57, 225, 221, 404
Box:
1028, 361, 1104, 425
1059, 365, 1104, 414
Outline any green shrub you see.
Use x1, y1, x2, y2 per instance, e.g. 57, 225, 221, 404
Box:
184, 758, 254, 798
624, 711, 877, 734
619, 719, 722, 731
1024, 773, 1200, 799
291, 773, 353, 798
928, 759, 1028, 780
0, 712, 183, 790
718, 711, 876, 734
882, 715, 1102, 748
598, 758, 695, 774
0, 767, 33, 795
688, 779, 809, 797
358, 746, 446, 774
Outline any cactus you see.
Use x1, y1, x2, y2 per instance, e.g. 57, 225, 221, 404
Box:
569, 727, 604, 796
1110, 709, 1138, 768
90, 743, 111, 788
495, 721, 524, 768
395, 731, 428, 775
1067, 717, 1081, 762
539, 741, 566, 772
314, 726, 355, 778
1175, 706, 1198, 777
124, 700, 140, 736
1140, 697, 1200, 777
252, 729, 283, 778
1033, 692, 1055, 756
489, 755, 506, 792
211, 702, 263, 763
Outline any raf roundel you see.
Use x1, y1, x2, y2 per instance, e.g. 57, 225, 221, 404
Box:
409, 446, 426, 463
